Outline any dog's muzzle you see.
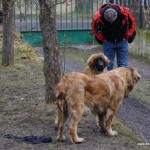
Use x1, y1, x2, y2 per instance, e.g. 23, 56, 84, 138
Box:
96, 65, 105, 72
94, 57, 105, 72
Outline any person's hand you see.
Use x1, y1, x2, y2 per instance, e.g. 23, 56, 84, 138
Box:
128, 31, 136, 43
95, 36, 103, 45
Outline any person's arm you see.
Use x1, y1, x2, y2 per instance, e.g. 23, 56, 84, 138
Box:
91, 11, 105, 45
128, 30, 136, 43
95, 36, 103, 45
92, 20, 105, 45
124, 10, 136, 43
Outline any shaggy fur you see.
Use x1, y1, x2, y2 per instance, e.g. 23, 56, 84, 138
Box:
83, 53, 109, 125
55, 67, 141, 143
83, 53, 109, 75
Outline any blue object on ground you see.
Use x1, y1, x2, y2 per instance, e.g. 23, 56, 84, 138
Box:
4, 134, 52, 144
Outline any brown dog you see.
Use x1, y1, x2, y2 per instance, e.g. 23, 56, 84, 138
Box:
55, 67, 141, 143
83, 53, 109, 75
83, 53, 110, 125
55, 53, 109, 133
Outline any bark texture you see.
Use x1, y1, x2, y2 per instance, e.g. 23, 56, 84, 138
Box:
39, 0, 61, 103
2, 0, 15, 66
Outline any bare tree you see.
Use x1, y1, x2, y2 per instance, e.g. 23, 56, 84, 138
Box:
2, 0, 15, 66
141, 0, 150, 29
38, 0, 61, 103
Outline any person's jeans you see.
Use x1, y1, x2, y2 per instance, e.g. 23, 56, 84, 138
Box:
103, 39, 128, 70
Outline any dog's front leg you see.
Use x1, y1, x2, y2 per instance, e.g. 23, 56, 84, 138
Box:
105, 108, 118, 136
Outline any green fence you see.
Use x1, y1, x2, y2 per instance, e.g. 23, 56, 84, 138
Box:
14, 0, 147, 46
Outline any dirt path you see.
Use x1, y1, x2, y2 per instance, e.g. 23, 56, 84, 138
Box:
117, 57, 150, 142
117, 97, 150, 142
128, 57, 150, 79
64, 55, 150, 143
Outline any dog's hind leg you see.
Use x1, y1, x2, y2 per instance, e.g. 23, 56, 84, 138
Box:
69, 104, 84, 144
57, 117, 66, 141
56, 100, 68, 142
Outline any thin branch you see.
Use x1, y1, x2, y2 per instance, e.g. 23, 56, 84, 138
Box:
44, 0, 73, 9
143, 5, 150, 24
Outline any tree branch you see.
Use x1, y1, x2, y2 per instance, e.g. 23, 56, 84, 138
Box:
44, 0, 72, 9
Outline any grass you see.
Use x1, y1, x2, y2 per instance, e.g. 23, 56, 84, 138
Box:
129, 51, 150, 63
62, 48, 88, 67
113, 119, 143, 144
131, 78, 150, 105
61, 46, 101, 67
0, 32, 40, 63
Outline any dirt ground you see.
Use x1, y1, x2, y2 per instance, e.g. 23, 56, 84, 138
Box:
118, 57, 150, 142
0, 47, 150, 150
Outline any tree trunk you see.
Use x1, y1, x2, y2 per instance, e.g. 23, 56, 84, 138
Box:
2, 0, 15, 66
38, 0, 61, 103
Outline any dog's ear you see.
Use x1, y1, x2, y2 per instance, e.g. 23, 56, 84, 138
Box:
103, 55, 110, 65
126, 67, 141, 91
87, 54, 98, 69
131, 67, 141, 84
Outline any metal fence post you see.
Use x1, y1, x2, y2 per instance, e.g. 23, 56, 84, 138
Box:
139, 0, 143, 29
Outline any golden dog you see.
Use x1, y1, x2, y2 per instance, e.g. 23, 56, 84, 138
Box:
55, 67, 141, 143
83, 53, 109, 75
83, 53, 109, 125
55, 53, 109, 130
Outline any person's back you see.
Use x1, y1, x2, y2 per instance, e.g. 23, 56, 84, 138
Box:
100, 5, 126, 42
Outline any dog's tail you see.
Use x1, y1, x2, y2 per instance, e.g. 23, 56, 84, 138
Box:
56, 91, 68, 118
55, 75, 68, 99
55, 81, 69, 131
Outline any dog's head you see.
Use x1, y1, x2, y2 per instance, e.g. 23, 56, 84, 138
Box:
87, 53, 110, 73
125, 67, 141, 92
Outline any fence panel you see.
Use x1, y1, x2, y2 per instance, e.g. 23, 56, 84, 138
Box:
13, 0, 147, 46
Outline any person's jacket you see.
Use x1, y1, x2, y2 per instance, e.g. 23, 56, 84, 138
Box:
91, 4, 136, 44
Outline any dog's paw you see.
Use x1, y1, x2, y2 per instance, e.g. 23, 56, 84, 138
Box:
108, 130, 118, 136
75, 137, 85, 144
57, 136, 66, 142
